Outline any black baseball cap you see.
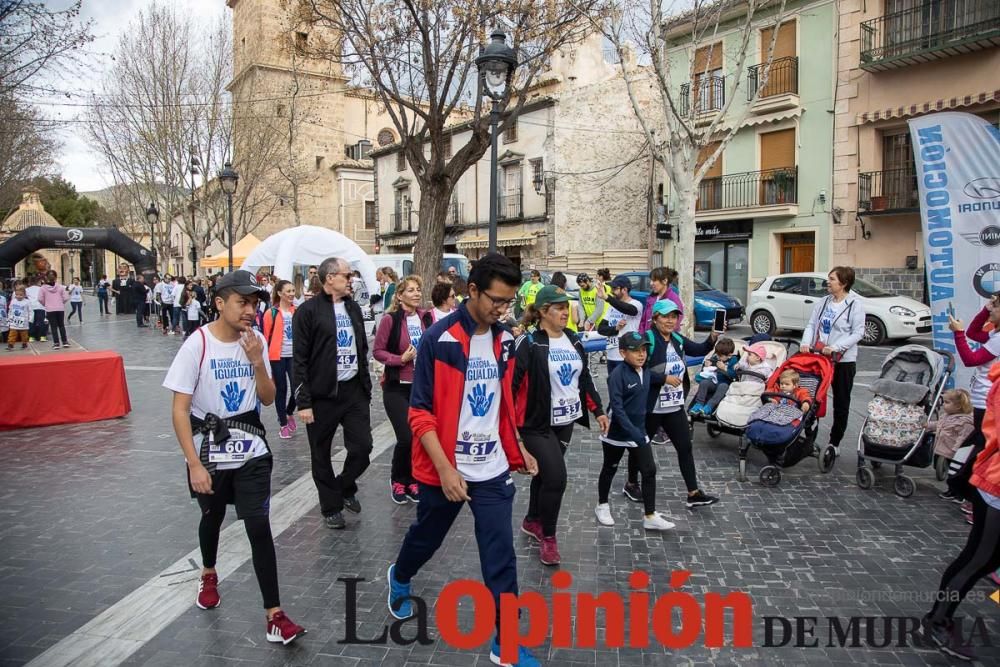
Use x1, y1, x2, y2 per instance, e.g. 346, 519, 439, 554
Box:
610, 275, 632, 290
619, 331, 652, 350
576, 273, 592, 283
215, 270, 268, 297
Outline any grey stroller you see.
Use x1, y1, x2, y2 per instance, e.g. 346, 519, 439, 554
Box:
856, 345, 955, 497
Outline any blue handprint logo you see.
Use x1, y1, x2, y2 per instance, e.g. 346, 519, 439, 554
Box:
557, 362, 578, 387
220, 381, 246, 412
466, 383, 495, 417
337, 329, 354, 347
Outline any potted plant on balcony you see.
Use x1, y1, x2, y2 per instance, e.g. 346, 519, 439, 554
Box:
771, 168, 794, 204
869, 195, 888, 211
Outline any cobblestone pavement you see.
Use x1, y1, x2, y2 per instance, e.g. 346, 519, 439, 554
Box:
0, 307, 997, 666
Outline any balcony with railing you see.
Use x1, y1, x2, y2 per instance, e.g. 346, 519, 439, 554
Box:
390, 210, 412, 233
498, 192, 523, 220
679, 75, 725, 124
858, 168, 919, 214
747, 56, 799, 113
448, 201, 464, 226
695, 166, 798, 221
860, 0, 1000, 71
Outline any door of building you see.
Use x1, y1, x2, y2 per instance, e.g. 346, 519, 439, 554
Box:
780, 232, 814, 273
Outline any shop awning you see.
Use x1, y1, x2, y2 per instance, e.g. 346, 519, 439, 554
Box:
858, 89, 1000, 124
381, 235, 416, 247
200, 233, 261, 269
456, 234, 537, 249
740, 107, 802, 128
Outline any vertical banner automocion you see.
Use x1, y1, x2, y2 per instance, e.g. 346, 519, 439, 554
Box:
908, 112, 1000, 389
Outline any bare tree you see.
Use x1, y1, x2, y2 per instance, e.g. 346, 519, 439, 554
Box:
305, 0, 603, 288
0, 0, 94, 97
0, 95, 59, 215
596, 0, 787, 334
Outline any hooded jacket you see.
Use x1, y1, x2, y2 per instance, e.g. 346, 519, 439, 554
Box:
801, 292, 865, 363
39, 283, 69, 312
971, 361, 1000, 498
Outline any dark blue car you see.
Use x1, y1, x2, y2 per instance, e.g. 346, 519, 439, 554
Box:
615, 272, 744, 329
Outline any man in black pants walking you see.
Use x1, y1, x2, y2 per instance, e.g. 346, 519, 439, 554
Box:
131, 275, 148, 327
293, 256, 373, 529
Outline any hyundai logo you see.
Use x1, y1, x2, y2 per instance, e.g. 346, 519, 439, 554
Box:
963, 178, 1000, 200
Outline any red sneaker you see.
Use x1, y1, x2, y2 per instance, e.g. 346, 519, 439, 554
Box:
266, 610, 306, 645
520, 517, 543, 542
196, 572, 220, 610
540, 536, 561, 565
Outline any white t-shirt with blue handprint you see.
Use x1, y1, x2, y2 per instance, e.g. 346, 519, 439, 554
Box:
456, 332, 507, 482
406, 313, 423, 351
547, 334, 582, 426
163, 327, 273, 470
334, 301, 358, 381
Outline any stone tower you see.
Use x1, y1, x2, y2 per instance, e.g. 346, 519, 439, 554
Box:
227, 0, 392, 252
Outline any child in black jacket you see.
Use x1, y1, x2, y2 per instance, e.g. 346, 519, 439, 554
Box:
595, 332, 675, 531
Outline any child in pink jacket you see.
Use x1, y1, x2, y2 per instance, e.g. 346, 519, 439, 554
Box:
38, 270, 70, 349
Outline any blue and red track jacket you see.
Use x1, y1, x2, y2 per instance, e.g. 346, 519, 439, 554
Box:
408, 302, 524, 485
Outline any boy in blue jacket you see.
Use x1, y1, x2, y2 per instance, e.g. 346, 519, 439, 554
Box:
595, 332, 675, 531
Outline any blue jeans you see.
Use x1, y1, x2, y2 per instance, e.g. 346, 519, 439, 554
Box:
172, 305, 182, 330
394, 471, 517, 635
269, 358, 297, 426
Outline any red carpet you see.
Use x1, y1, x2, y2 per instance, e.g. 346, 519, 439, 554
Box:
0, 351, 131, 430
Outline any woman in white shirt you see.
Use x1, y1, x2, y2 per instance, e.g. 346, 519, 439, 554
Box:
67, 278, 84, 324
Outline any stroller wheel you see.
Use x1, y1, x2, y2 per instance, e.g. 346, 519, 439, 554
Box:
819, 446, 837, 473
893, 475, 915, 498
759, 466, 781, 487
737, 458, 747, 482
934, 455, 949, 482
706, 423, 721, 438
856, 467, 875, 490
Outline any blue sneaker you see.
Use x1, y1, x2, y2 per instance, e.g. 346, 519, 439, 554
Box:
702, 404, 715, 416
489, 638, 540, 666
387, 564, 412, 619
689, 403, 704, 415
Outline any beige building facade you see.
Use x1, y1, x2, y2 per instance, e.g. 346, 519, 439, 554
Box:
832, 0, 1000, 299
227, 0, 397, 255
371, 36, 653, 272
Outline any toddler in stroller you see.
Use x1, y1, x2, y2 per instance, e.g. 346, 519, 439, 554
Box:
689, 337, 739, 416
709, 341, 784, 429
738, 352, 834, 487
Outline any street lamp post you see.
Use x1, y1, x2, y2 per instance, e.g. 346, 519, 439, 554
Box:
475, 30, 517, 254
189, 149, 201, 275
145, 201, 159, 267
218, 162, 239, 272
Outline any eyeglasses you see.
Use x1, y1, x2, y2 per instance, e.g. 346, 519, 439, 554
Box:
479, 290, 516, 308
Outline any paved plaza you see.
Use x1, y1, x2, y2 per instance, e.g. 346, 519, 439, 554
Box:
1, 301, 997, 666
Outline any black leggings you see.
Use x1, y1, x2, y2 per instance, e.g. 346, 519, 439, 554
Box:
199, 509, 280, 609
628, 409, 700, 493
928, 490, 1000, 623
269, 358, 297, 427
600, 442, 656, 514
522, 424, 574, 537
384, 383, 414, 485
947, 408, 986, 500
829, 361, 856, 447
47, 311, 66, 345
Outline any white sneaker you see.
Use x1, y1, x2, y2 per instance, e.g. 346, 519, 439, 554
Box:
643, 512, 676, 531
594, 503, 614, 526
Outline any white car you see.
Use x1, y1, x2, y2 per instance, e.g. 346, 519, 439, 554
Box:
748, 272, 932, 346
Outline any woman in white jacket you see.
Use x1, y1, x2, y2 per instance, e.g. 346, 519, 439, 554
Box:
801, 266, 866, 460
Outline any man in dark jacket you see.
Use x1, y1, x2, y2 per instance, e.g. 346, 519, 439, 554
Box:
130, 274, 148, 327
293, 256, 373, 529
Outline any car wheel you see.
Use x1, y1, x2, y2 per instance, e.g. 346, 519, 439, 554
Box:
750, 310, 776, 335
862, 316, 886, 346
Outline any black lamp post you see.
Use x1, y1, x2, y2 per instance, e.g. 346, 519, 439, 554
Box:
218, 162, 239, 272
189, 149, 200, 275
145, 201, 159, 259
475, 29, 517, 254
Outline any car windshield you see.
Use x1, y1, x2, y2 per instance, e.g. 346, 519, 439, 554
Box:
442, 258, 469, 279
852, 278, 893, 298
694, 278, 712, 292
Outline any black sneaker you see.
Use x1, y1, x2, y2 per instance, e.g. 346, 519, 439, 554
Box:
938, 490, 963, 503
343, 496, 361, 514
622, 482, 642, 503
924, 617, 976, 662
686, 490, 719, 508
324, 512, 346, 529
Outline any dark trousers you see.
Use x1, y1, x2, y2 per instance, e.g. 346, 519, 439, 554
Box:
600, 442, 656, 514
161, 305, 172, 330
98, 294, 109, 314
693, 380, 730, 409
522, 424, 574, 537
172, 305, 182, 330
30, 309, 47, 340
184, 315, 198, 337
947, 408, 986, 500
628, 409, 700, 494
829, 361, 856, 447
394, 472, 517, 635
383, 383, 414, 485
67, 301, 83, 322
928, 490, 1000, 623
305, 379, 373, 515
269, 358, 297, 427
47, 311, 66, 345
136, 305, 145, 327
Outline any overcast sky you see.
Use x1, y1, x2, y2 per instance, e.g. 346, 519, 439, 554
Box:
42, 1, 228, 193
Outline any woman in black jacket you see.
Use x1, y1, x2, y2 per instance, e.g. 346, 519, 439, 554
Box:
512, 285, 608, 566
639, 299, 720, 509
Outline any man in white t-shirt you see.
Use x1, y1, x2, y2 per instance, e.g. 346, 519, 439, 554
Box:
386, 253, 540, 667
292, 257, 373, 530
597, 275, 644, 380
162, 270, 305, 646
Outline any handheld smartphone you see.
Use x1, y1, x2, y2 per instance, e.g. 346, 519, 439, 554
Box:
713, 308, 727, 332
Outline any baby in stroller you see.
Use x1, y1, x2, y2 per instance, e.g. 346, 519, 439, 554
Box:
709, 342, 779, 426
771, 370, 812, 425
689, 337, 739, 416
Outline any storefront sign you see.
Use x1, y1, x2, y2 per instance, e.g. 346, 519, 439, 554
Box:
696, 220, 753, 241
